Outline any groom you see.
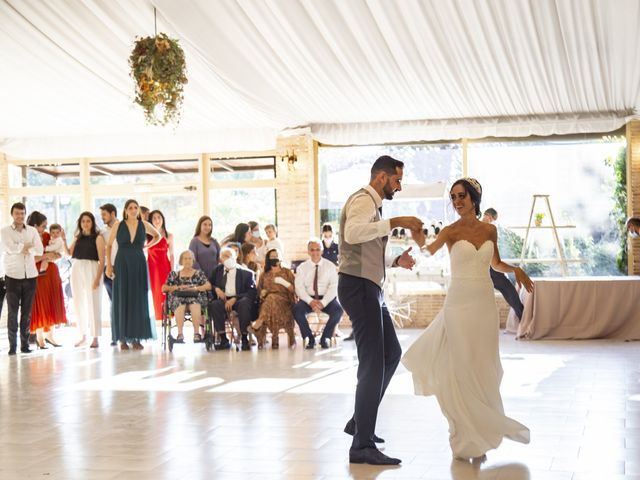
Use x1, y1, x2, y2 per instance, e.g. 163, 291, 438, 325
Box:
338, 155, 423, 465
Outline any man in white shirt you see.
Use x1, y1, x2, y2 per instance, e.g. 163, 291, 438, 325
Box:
338, 156, 423, 465
100, 203, 118, 345
1, 202, 44, 355
293, 238, 343, 349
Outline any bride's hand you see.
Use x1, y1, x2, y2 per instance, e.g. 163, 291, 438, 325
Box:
515, 267, 534, 293
397, 247, 416, 270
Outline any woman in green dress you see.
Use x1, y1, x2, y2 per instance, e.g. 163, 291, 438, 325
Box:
106, 199, 161, 350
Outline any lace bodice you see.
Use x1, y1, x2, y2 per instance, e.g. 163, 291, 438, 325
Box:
449, 240, 494, 279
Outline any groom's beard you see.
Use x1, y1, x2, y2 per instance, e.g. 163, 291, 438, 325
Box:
383, 181, 397, 200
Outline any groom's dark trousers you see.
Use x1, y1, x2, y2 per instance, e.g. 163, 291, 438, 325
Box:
338, 273, 401, 449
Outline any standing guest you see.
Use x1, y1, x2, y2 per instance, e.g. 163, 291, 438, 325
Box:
0, 239, 5, 326
148, 210, 174, 321
106, 199, 161, 351
162, 250, 211, 342
627, 217, 640, 236
338, 155, 423, 465
264, 224, 285, 259
1, 203, 43, 355
222, 223, 251, 247
140, 206, 150, 222
27, 211, 67, 349
481, 208, 524, 321
250, 248, 296, 349
100, 203, 118, 345
188, 215, 221, 280
248, 221, 267, 263
293, 239, 343, 349
209, 247, 257, 351
321, 224, 339, 265
70, 212, 105, 348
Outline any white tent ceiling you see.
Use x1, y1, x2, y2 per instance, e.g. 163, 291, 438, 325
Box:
1, 0, 639, 159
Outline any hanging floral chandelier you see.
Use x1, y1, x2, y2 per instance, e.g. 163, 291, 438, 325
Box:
129, 30, 187, 126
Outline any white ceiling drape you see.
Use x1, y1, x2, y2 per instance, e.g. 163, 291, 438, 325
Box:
1, 0, 639, 159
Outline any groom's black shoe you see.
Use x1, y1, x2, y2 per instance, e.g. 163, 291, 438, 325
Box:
349, 447, 401, 465
344, 418, 385, 443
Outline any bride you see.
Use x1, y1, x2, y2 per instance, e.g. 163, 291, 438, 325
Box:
403, 177, 533, 461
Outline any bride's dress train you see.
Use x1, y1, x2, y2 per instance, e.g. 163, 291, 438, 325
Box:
402, 240, 530, 458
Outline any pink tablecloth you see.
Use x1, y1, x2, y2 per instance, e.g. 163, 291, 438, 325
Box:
514, 276, 640, 340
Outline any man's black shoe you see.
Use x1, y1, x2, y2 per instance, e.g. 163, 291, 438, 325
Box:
214, 340, 231, 351
241, 340, 250, 351
343, 333, 354, 341
320, 338, 330, 349
20, 346, 32, 354
305, 339, 315, 350
110, 341, 117, 346
8, 348, 16, 356
344, 418, 385, 443
349, 447, 401, 465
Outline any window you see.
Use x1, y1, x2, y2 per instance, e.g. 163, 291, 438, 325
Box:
210, 188, 277, 241
319, 144, 463, 231
467, 138, 626, 276
13, 195, 81, 236
8, 164, 80, 187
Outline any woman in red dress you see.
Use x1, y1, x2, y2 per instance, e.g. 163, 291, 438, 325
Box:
147, 210, 173, 321
27, 211, 67, 348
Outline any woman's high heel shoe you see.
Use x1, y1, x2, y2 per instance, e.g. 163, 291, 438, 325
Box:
45, 338, 62, 347
37, 341, 48, 350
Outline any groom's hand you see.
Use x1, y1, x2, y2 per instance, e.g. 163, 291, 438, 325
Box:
390, 216, 423, 232
411, 228, 426, 247
397, 247, 416, 270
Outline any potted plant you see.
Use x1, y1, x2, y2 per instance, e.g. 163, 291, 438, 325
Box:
534, 212, 545, 227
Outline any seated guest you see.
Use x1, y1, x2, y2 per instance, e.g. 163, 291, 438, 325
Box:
320, 224, 339, 265
265, 224, 285, 259
162, 250, 211, 343
627, 217, 640, 237
250, 248, 296, 349
241, 242, 262, 279
482, 208, 524, 321
293, 239, 343, 349
222, 241, 243, 265
209, 247, 256, 351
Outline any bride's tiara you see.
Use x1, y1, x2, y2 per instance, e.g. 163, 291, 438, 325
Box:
462, 177, 482, 195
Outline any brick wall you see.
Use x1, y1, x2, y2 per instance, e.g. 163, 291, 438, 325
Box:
338, 292, 513, 330
628, 120, 640, 275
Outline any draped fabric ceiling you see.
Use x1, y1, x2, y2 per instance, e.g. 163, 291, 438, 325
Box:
1, 0, 639, 159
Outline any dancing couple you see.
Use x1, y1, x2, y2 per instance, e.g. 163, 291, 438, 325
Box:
338, 155, 532, 465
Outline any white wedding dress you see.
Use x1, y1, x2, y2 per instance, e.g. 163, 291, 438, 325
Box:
402, 239, 530, 458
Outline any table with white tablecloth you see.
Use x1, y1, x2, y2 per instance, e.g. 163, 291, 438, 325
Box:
505, 276, 640, 340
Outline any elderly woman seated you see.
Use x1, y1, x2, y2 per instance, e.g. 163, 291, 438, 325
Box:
250, 248, 296, 349
162, 250, 211, 342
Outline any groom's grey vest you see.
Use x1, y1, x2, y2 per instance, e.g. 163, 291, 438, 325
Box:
338, 188, 388, 288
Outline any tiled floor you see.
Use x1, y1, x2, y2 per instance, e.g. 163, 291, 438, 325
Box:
0, 327, 639, 479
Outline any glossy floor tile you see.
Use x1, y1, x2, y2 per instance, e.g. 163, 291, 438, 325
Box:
1, 326, 639, 479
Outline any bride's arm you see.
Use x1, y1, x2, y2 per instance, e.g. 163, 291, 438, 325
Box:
489, 225, 534, 292
412, 226, 448, 256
